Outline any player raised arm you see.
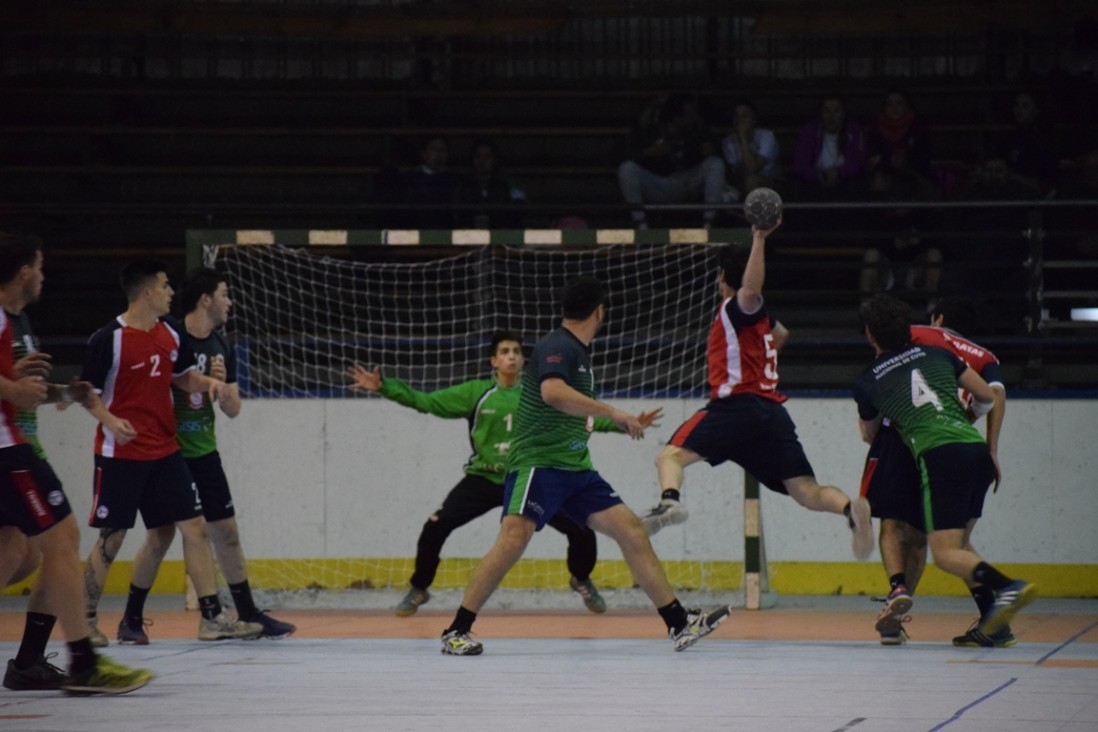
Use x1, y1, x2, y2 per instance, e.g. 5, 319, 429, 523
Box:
348, 363, 382, 392
736, 219, 781, 312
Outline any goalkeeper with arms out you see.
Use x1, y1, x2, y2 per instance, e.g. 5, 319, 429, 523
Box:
349, 330, 662, 616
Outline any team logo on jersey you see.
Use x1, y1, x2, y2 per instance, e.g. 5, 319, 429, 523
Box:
546, 353, 563, 364
96, 505, 109, 520
170, 349, 179, 362
189, 391, 204, 409
47, 490, 65, 507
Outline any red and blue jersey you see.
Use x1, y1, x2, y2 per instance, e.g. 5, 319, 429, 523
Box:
81, 316, 197, 460
0, 309, 27, 449
707, 296, 786, 403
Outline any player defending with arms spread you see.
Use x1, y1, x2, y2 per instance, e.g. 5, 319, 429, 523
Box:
440, 277, 731, 656
854, 294, 1035, 640
0, 233, 152, 694
862, 297, 1009, 645
80, 260, 263, 646
350, 331, 662, 616
116, 268, 295, 643
641, 221, 874, 560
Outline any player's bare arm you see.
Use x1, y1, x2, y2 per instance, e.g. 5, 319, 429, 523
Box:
347, 363, 382, 392
771, 321, 790, 352
83, 392, 138, 445
173, 369, 225, 403
736, 219, 780, 312
13, 351, 51, 378
541, 377, 645, 439
957, 367, 995, 416
859, 414, 882, 444
0, 373, 46, 409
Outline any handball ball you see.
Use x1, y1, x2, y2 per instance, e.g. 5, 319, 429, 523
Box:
743, 187, 783, 229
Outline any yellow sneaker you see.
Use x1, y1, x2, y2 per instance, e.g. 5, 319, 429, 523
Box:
62, 654, 153, 696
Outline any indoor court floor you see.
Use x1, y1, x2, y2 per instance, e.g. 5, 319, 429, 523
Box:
1, 593, 1096, 732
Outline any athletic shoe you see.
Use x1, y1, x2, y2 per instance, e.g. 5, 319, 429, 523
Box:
640, 498, 690, 536
874, 585, 913, 645
980, 580, 1037, 636
670, 606, 732, 651
394, 587, 430, 617
3, 654, 66, 690
87, 617, 109, 648
569, 576, 607, 614
243, 611, 296, 639
848, 498, 874, 560
440, 629, 483, 656
61, 654, 153, 696
117, 617, 151, 645
952, 622, 1017, 648
197, 611, 264, 641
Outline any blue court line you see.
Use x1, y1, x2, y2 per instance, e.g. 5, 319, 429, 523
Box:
927, 677, 1018, 731
1035, 618, 1098, 666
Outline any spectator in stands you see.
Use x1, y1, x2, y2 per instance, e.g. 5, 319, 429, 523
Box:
402, 135, 460, 229
454, 138, 527, 229
866, 88, 933, 180
720, 100, 781, 201
1000, 91, 1060, 195
617, 93, 725, 228
792, 93, 868, 200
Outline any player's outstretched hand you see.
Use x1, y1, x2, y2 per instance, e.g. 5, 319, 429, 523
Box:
348, 364, 382, 392
637, 407, 663, 429
14, 352, 52, 379
610, 408, 645, 440
752, 218, 782, 238
206, 378, 226, 403
63, 380, 97, 409
109, 417, 137, 445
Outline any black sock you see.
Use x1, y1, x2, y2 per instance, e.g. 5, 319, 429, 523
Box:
658, 599, 689, 633
67, 639, 96, 675
889, 573, 907, 591
843, 501, 855, 529
971, 562, 1011, 591
660, 489, 681, 502
229, 580, 258, 620
445, 606, 478, 635
14, 612, 56, 668
198, 595, 223, 621
124, 584, 151, 626
971, 585, 994, 617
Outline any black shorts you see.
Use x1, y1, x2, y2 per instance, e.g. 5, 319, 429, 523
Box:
0, 444, 72, 536
669, 395, 815, 494
186, 451, 235, 522
919, 442, 995, 532
861, 425, 924, 530
90, 451, 202, 530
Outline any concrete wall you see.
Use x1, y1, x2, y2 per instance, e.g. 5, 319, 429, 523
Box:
37, 395, 1098, 572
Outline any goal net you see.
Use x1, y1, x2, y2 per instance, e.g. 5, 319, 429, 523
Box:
205, 242, 765, 609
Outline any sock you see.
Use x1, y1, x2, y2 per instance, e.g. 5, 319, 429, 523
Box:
971, 562, 1011, 591
229, 580, 258, 620
889, 574, 907, 591
660, 489, 681, 502
198, 595, 224, 621
67, 638, 96, 675
843, 501, 855, 529
124, 584, 151, 626
658, 599, 689, 633
14, 612, 56, 668
970, 585, 994, 617
446, 606, 477, 635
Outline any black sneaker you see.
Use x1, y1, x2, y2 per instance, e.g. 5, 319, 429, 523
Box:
953, 621, 1017, 648
4, 654, 66, 691
117, 617, 151, 645
243, 611, 296, 639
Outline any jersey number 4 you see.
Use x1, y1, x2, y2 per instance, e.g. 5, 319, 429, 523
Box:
910, 369, 943, 412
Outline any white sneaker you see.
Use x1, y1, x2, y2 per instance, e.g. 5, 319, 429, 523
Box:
198, 611, 264, 641
640, 498, 689, 536
849, 497, 874, 560
670, 606, 732, 651
88, 617, 109, 648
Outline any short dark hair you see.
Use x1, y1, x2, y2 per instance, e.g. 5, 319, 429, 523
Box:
181, 267, 228, 315
0, 232, 43, 285
717, 245, 748, 289
931, 296, 978, 337
860, 294, 913, 352
120, 259, 168, 301
560, 276, 608, 320
488, 330, 522, 356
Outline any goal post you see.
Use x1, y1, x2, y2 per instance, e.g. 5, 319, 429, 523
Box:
187, 228, 775, 609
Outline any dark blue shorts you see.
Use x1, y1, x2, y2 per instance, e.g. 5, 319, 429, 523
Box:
503, 467, 622, 530
0, 444, 72, 536
186, 451, 236, 522
861, 425, 925, 530
919, 442, 995, 532
90, 451, 201, 530
669, 395, 815, 494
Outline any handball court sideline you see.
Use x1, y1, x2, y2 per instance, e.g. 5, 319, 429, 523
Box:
1, 593, 1096, 731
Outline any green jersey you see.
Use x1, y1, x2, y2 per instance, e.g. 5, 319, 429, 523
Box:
9, 310, 45, 459
854, 344, 985, 458
173, 329, 235, 458
380, 371, 623, 483
508, 327, 598, 472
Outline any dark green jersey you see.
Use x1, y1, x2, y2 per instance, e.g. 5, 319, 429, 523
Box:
854, 345, 985, 458
508, 327, 597, 472
9, 310, 45, 459
173, 329, 235, 458
380, 370, 621, 483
